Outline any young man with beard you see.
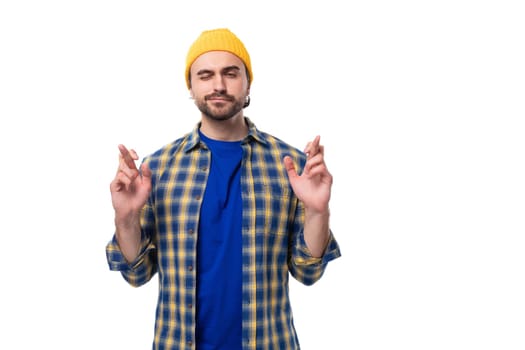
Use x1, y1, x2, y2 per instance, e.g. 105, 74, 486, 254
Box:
106, 28, 341, 350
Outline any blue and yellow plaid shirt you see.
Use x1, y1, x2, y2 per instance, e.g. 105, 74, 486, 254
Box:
106, 118, 341, 350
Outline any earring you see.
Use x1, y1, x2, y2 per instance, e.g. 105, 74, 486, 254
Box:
243, 95, 251, 108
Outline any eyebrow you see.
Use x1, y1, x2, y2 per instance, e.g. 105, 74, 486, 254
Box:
222, 65, 241, 73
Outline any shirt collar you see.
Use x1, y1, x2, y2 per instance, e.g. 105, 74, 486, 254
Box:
182, 117, 269, 153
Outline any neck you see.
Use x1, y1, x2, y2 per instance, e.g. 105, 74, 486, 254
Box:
199, 114, 248, 141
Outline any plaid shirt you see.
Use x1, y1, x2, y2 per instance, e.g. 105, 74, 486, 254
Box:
106, 118, 341, 350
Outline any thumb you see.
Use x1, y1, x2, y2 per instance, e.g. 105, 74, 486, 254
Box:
140, 163, 153, 186
283, 155, 298, 180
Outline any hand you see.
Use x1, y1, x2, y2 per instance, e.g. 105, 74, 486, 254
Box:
109, 144, 152, 219
283, 135, 333, 214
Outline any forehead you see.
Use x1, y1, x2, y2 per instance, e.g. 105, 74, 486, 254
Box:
191, 51, 245, 73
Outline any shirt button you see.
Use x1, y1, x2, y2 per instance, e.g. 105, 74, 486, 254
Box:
188, 304, 193, 309
188, 229, 194, 234
187, 340, 193, 346
188, 265, 193, 271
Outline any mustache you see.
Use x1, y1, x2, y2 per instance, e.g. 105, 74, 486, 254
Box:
205, 93, 234, 101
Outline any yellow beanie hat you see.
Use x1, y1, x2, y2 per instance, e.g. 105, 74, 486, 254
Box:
185, 28, 253, 89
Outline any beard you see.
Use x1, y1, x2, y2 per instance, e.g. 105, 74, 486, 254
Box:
196, 92, 245, 121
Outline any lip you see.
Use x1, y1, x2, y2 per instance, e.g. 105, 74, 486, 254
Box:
208, 97, 231, 103
206, 93, 233, 102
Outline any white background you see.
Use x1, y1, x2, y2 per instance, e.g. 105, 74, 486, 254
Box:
1, 1, 524, 349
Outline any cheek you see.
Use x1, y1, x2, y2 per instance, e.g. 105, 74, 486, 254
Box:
190, 86, 207, 100
228, 81, 249, 95
191, 80, 215, 95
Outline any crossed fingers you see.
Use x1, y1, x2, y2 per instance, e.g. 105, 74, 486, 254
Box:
112, 144, 140, 192
303, 136, 327, 175
117, 144, 139, 176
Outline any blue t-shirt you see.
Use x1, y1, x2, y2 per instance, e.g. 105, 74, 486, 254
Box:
196, 131, 243, 350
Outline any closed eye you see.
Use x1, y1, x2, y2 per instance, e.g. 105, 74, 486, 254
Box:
222, 66, 241, 78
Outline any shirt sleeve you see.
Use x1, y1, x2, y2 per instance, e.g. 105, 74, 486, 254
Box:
105, 195, 159, 287
105, 233, 158, 287
289, 229, 342, 286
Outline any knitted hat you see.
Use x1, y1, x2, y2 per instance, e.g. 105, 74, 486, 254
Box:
185, 28, 253, 89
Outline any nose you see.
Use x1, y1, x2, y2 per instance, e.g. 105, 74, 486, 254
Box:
212, 75, 226, 93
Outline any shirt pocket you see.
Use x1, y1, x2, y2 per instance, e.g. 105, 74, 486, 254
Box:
255, 182, 294, 236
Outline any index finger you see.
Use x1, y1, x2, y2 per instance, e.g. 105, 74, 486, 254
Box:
118, 144, 139, 171
304, 135, 321, 158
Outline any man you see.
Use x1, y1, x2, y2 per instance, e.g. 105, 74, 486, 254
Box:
106, 28, 341, 350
